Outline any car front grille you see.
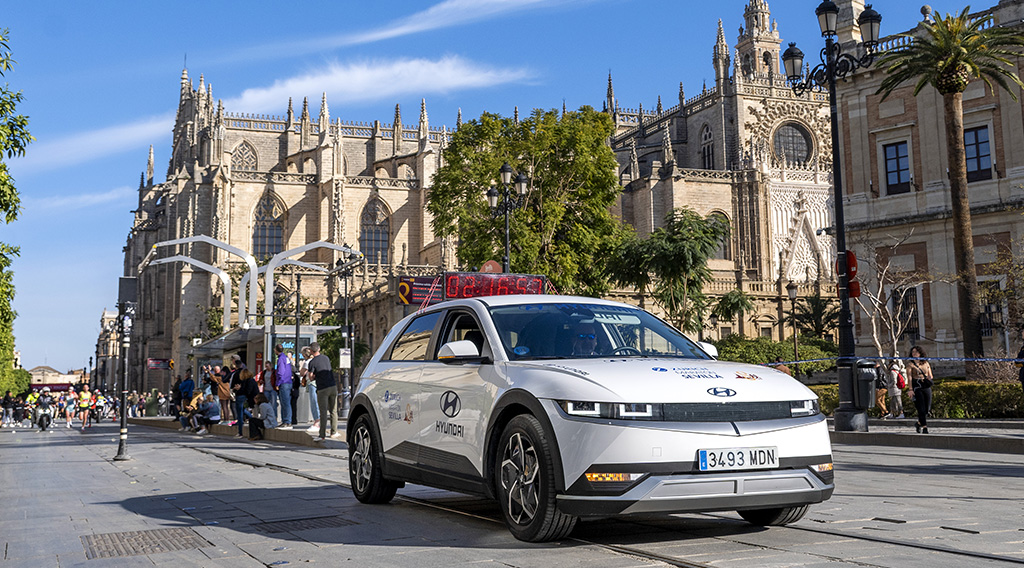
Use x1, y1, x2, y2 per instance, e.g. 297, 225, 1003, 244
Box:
662, 401, 793, 422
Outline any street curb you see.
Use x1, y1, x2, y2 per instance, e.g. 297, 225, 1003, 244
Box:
829, 430, 1024, 454
128, 417, 347, 448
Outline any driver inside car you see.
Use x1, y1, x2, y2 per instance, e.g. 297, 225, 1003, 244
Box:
571, 323, 601, 356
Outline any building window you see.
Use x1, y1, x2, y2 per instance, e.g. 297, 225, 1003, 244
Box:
709, 213, 731, 260
773, 123, 811, 164
760, 326, 773, 338
979, 280, 1003, 338
360, 199, 391, 265
701, 126, 714, 170
965, 126, 992, 182
893, 286, 920, 340
232, 141, 258, 171
883, 141, 911, 195
252, 192, 285, 261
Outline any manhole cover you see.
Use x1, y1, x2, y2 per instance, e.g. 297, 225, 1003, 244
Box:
252, 515, 356, 533
81, 527, 211, 559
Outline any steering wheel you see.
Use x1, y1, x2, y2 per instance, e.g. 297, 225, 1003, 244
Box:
611, 346, 642, 356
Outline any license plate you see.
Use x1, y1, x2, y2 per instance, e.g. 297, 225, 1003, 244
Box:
697, 447, 779, 471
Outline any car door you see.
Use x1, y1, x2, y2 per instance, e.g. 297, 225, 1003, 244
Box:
369, 310, 443, 469
416, 308, 500, 483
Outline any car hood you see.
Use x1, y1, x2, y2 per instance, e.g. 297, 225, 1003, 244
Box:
505, 358, 816, 403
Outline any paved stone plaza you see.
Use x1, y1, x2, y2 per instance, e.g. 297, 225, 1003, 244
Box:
1, 419, 1022, 567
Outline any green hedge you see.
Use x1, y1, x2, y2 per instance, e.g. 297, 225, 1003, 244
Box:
809, 381, 1024, 419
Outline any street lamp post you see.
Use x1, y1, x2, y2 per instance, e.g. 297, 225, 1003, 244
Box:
786, 281, 800, 379
782, 1, 881, 432
487, 162, 529, 273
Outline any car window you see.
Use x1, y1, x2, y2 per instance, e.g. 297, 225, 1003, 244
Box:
435, 312, 487, 359
386, 311, 442, 361
488, 302, 710, 361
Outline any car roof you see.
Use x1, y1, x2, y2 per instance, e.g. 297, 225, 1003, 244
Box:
433, 294, 638, 310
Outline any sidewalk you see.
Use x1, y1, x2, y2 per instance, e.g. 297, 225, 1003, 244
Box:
129, 416, 348, 449
131, 415, 1024, 455
828, 417, 1024, 454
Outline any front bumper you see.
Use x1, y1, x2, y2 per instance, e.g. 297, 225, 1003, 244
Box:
557, 467, 834, 517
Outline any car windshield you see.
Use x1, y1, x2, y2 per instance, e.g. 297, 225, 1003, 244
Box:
488, 302, 711, 361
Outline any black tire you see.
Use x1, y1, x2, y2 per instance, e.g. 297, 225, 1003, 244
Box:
494, 414, 577, 542
348, 414, 399, 504
738, 504, 809, 526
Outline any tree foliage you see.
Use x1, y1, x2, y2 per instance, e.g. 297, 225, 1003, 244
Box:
649, 209, 730, 333
428, 107, 625, 295
787, 290, 840, 339
712, 334, 835, 376
0, 30, 30, 387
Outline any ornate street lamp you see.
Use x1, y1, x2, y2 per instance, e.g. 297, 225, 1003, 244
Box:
487, 162, 529, 273
783, 2, 882, 431
786, 281, 800, 379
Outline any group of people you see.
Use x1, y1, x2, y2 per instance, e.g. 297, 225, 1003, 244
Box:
174, 341, 339, 442
870, 346, 934, 433
1, 384, 123, 430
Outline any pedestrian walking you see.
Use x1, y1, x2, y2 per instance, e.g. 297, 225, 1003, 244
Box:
274, 344, 293, 427
873, 361, 888, 417
887, 361, 905, 419
299, 346, 320, 431
908, 346, 934, 434
1016, 329, 1024, 395
1, 390, 13, 427
306, 342, 338, 442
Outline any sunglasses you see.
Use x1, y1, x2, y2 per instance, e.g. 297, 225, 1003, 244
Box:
576, 333, 596, 340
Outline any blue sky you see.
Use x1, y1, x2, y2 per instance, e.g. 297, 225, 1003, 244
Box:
3, 0, 965, 371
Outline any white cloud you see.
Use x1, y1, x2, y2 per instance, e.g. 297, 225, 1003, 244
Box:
227, 56, 531, 113
11, 115, 173, 175
219, 0, 578, 64
23, 185, 136, 213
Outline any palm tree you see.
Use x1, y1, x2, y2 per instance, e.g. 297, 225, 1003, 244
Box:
787, 292, 840, 339
876, 7, 1024, 363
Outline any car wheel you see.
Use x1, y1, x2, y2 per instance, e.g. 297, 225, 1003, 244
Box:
494, 414, 577, 542
738, 505, 809, 526
349, 414, 399, 504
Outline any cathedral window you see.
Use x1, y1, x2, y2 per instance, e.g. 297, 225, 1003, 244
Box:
360, 198, 391, 265
252, 192, 286, 261
709, 212, 731, 260
701, 126, 715, 170
773, 123, 811, 164
232, 141, 258, 171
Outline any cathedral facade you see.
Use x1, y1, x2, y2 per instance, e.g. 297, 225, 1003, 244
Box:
608, 0, 835, 338
119, 0, 836, 392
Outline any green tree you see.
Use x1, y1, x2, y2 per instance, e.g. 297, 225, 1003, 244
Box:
787, 291, 840, 339
876, 7, 1024, 363
0, 30, 31, 387
428, 107, 624, 295
316, 313, 371, 370
649, 209, 730, 333
605, 229, 656, 309
712, 288, 755, 327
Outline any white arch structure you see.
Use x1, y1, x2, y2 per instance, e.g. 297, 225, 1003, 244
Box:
265, 242, 363, 327
147, 256, 232, 332
140, 235, 258, 326
239, 260, 328, 326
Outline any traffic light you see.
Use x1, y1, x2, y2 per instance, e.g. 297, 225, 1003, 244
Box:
836, 250, 861, 299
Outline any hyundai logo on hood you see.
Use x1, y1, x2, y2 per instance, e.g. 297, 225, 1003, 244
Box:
707, 387, 737, 397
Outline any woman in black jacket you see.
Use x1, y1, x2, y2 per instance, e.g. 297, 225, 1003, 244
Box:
232, 368, 259, 438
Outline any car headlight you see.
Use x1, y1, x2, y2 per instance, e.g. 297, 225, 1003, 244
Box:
790, 399, 820, 417
558, 401, 661, 420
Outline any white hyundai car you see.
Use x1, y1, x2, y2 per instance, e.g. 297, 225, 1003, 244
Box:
347, 294, 833, 542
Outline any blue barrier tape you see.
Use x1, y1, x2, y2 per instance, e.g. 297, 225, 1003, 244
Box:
762, 355, 1024, 368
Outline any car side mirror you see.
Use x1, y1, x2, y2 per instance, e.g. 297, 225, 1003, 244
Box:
438, 340, 490, 364
697, 341, 719, 359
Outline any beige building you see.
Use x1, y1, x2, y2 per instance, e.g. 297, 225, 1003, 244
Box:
836, 0, 1024, 362
120, 0, 840, 393
27, 366, 83, 392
